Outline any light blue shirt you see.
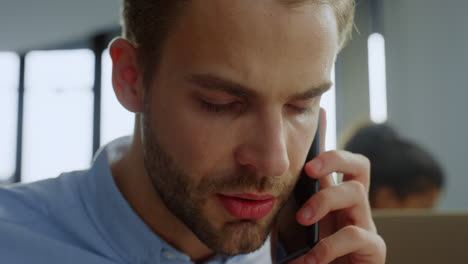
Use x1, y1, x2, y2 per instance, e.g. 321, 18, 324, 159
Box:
0, 137, 271, 263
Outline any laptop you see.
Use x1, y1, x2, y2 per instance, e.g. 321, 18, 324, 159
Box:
372, 210, 468, 264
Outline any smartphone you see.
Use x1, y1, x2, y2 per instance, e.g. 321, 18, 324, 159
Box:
272, 125, 320, 264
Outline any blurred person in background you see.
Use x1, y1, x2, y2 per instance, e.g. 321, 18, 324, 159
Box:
344, 123, 445, 209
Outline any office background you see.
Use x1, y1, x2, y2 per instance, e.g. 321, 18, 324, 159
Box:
1, 0, 466, 209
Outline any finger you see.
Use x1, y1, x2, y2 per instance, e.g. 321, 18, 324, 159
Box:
296, 180, 374, 231
317, 107, 335, 188
303, 226, 386, 264
305, 150, 371, 192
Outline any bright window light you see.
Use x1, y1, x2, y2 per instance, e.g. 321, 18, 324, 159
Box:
320, 65, 337, 151
22, 49, 94, 183
0, 52, 20, 182
368, 33, 388, 123
320, 65, 338, 183
100, 49, 134, 146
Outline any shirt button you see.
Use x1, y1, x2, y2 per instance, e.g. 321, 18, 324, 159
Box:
162, 249, 177, 260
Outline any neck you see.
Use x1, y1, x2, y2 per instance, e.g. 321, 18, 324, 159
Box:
110, 119, 215, 261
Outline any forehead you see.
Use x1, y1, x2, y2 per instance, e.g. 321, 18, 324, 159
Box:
159, 0, 339, 95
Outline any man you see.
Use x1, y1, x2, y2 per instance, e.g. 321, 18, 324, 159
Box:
0, 0, 385, 263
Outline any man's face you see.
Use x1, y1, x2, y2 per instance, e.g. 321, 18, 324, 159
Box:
141, 0, 338, 255
400, 188, 441, 209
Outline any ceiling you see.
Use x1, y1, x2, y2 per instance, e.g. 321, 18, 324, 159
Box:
0, 0, 120, 52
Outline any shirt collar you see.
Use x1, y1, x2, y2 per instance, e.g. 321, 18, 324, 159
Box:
79, 136, 271, 264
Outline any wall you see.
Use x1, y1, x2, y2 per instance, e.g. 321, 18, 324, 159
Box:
382, 0, 468, 209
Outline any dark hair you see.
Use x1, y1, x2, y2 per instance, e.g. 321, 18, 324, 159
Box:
344, 123, 445, 205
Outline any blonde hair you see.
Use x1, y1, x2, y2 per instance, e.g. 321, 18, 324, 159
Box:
330, 0, 356, 51
121, 0, 355, 84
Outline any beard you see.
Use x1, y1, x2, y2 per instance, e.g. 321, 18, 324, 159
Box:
140, 106, 297, 256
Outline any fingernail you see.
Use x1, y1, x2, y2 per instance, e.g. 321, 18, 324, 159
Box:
305, 254, 317, 264
301, 207, 313, 220
309, 159, 322, 173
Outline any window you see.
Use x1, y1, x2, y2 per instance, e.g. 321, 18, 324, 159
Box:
0, 52, 20, 182
22, 49, 94, 182
100, 49, 134, 147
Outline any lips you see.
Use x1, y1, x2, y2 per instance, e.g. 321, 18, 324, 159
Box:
216, 193, 276, 220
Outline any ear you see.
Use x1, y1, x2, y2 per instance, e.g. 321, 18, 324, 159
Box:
109, 38, 143, 113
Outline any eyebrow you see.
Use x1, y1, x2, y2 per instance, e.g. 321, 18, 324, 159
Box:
188, 74, 256, 99
188, 73, 332, 101
290, 82, 333, 101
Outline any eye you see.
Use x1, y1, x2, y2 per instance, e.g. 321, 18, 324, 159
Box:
286, 104, 312, 114
200, 100, 242, 113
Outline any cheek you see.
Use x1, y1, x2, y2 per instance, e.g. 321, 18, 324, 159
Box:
150, 99, 236, 180
286, 138, 310, 184
286, 116, 318, 175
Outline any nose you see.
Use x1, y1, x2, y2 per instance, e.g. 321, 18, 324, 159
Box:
235, 111, 290, 178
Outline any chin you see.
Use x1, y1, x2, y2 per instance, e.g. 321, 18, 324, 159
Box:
209, 219, 271, 256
